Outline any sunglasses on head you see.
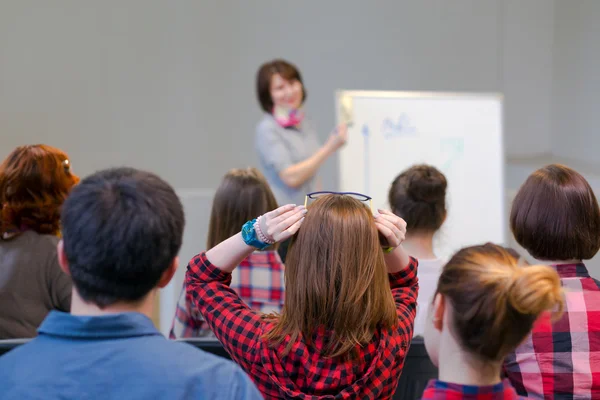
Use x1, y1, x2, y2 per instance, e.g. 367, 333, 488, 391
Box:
304, 191, 374, 213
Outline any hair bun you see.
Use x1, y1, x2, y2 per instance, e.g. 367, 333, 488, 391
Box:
405, 165, 447, 204
507, 265, 564, 317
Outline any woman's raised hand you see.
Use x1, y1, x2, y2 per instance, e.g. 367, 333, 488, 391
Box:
325, 123, 348, 152
374, 209, 407, 249
259, 204, 307, 243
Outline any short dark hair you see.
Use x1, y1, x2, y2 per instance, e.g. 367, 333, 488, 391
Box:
256, 59, 306, 113
207, 168, 278, 249
511, 164, 600, 261
61, 167, 185, 307
388, 164, 447, 233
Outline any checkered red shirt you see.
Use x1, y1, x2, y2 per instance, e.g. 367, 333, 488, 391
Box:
421, 379, 523, 399
170, 251, 284, 339
186, 252, 418, 400
504, 263, 600, 399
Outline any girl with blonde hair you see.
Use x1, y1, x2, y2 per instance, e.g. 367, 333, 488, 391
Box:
422, 243, 563, 399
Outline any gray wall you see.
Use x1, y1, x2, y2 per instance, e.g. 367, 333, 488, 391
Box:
0, 0, 578, 332
551, 0, 600, 165
0, 0, 554, 182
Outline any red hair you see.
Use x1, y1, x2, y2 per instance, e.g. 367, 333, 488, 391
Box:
0, 144, 79, 236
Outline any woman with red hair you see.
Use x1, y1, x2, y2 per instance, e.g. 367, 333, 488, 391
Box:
0, 144, 79, 338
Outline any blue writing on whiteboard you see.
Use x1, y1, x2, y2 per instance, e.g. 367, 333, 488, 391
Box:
362, 124, 370, 194
381, 114, 416, 139
440, 138, 464, 170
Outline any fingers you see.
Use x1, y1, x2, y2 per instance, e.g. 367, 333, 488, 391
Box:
376, 217, 403, 243
264, 204, 296, 220
376, 209, 407, 232
284, 216, 305, 236
275, 214, 306, 243
264, 205, 306, 241
274, 206, 306, 234
375, 220, 399, 248
269, 205, 305, 227
375, 209, 406, 248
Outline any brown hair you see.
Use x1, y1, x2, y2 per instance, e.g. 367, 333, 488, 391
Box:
436, 243, 564, 361
0, 144, 79, 236
388, 164, 447, 232
265, 194, 398, 358
207, 168, 279, 249
510, 164, 600, 261
256, 59, 307, 113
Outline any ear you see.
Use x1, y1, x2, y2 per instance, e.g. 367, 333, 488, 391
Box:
57, 240, 71, 276
432, 293, 446, 331
157, 257, 179, 288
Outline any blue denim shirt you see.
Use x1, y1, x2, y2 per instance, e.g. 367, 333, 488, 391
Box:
0, 311, 262, 399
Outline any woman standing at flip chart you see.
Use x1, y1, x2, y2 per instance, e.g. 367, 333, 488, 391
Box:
255, 59, 347, 206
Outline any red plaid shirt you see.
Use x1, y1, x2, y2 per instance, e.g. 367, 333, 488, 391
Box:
420, 379, 523, 399
170, 251, 284, 339
186, 252, 418, 400
505, 263, 600, 399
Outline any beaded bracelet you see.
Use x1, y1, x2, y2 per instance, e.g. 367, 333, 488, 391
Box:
255, 216, 275, 244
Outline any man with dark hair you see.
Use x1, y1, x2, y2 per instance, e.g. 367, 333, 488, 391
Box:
0, 167, 262, 399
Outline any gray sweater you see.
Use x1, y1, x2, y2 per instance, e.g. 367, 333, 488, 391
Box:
255, 114, 321, 206
0, 230, 72, 339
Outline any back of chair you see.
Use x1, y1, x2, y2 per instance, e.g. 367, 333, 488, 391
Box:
0, 338, 31, 357
394, 337, 438, 400
178, 338, 232, 359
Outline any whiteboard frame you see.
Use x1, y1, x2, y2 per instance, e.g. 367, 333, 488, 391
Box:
335, 89, 508, 245
336, 90, 503, 100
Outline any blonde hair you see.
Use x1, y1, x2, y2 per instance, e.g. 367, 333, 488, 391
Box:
264, 194, 398, 358
437, 243, 564, 361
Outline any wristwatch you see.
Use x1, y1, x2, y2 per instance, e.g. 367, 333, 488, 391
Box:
241, 219, 270, 250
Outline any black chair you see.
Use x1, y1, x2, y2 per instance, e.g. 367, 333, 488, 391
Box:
179, 337, 438, 400
394, 337, 438, 400
178, 338, 231, 359
0, 338, 31, 357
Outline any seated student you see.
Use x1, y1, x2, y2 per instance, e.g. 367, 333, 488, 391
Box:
186, 192, 419, 399
422, 243, 564, 399
0, 144, 78, 339
389, 164, 447, 337
504, 164, 600, 398
170, 168, 284, 338
0, 167, 262, 400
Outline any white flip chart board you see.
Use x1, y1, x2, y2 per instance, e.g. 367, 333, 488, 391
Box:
336, 91, 505, 261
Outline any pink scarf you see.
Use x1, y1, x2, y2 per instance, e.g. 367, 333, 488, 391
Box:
273, 105, 304, 128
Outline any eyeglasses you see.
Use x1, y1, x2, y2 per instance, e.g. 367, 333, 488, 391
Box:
304, 191, 373, 213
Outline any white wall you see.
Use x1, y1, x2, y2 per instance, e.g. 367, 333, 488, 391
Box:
0, 0, 558, 333
551, 0, 600, 165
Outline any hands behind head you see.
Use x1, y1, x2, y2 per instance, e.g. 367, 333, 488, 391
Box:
259, 204, 307, 243
374, 209, 407, 249
258, 204, 406, 250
